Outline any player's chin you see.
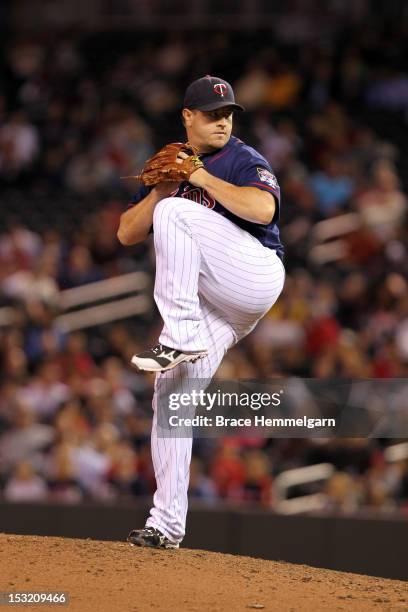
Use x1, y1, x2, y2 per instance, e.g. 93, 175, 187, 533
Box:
210, 134, 229, 148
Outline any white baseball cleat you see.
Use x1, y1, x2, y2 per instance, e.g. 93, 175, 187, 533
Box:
131, 343, 208, 372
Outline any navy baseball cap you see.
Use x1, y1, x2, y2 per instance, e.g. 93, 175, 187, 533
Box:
183, 76, 245, 112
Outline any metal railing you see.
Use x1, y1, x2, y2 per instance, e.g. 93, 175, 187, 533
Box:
0, 271, 153, 331
385, 442, 408, 463
274, 462, 335, 515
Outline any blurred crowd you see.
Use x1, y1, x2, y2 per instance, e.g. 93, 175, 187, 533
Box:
0, 25, 407, 513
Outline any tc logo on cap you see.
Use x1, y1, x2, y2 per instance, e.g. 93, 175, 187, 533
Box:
213, 83, 227, 97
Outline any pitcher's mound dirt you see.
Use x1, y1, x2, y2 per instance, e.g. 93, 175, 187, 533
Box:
0, 534, 407, 611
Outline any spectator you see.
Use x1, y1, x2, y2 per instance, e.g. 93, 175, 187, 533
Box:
309, 156, 355, 217
18, 360, 71, 419
60, 245, 103, 288
189, 457, 217, 502
356, 161, 407, 242
0, 404, 55, 473
108, 441, 148, 498
240, 450, 273, 506
323, 471, 361, 512
46, 440, 84, 504
210, 442, 246, 499
0, 111, 39, 176
4, 460, 48, 502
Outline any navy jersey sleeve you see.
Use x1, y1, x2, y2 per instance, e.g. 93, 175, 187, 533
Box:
126, 184, 152, 210
233, 149, 281, 220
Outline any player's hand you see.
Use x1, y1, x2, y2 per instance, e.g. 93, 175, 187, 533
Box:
153, 181, 180, 198
176, 151, 207, 188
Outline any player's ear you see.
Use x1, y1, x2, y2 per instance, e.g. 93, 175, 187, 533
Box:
182, 108, 194, 128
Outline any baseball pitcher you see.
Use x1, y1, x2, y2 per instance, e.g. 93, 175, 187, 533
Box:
118, 75, 285, 549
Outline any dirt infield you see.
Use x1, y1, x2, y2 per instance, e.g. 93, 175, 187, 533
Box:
0, 534, 407, 611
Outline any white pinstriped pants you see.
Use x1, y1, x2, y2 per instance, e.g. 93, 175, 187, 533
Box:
145, 197, 285, 543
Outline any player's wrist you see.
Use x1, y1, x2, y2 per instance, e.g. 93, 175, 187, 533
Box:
152, 182, 177, 198
189, 168, 208, 189
150, 187, 164, 203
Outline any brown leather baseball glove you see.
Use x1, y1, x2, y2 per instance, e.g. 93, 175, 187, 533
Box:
129, 142, 204, 186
